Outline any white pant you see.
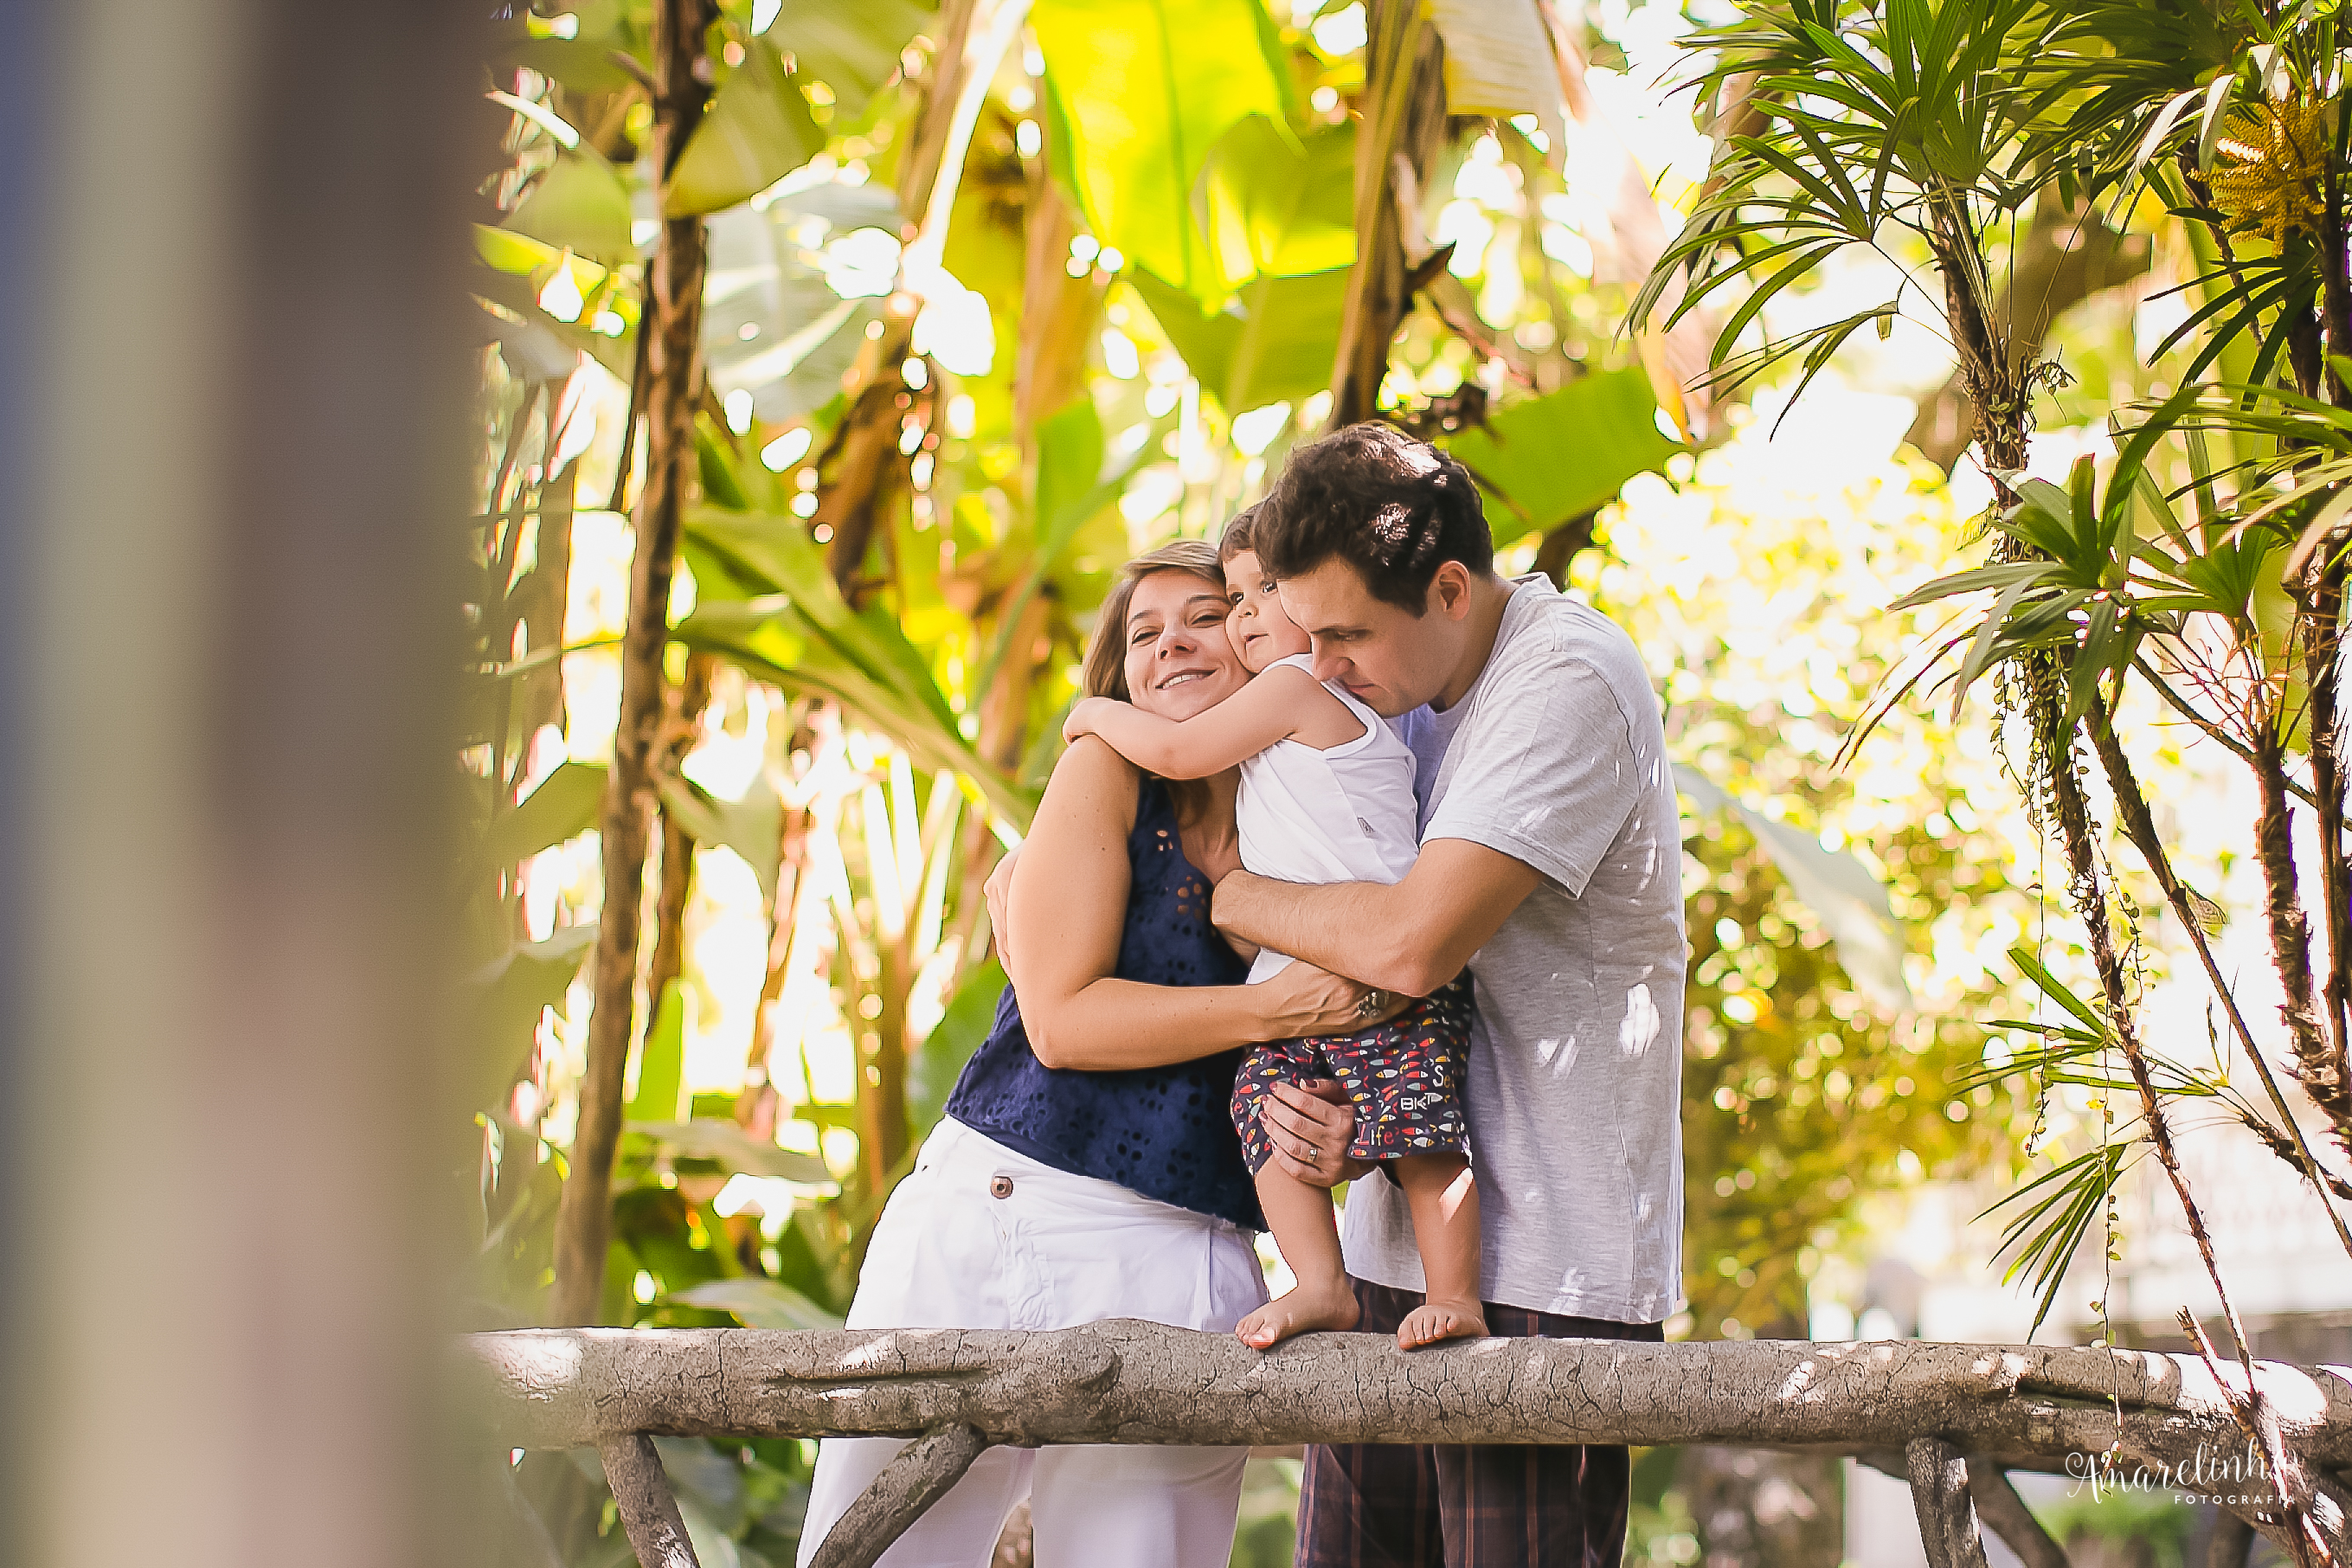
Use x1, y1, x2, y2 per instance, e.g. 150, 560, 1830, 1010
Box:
796, 1119, 1269, 1568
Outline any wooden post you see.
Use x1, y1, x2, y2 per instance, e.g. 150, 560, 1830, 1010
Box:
1907, 1437, 1993, 1568
600, 1433, 703, 1568
1325, 0, 1449, 430
16, 0, 476, 1563
807, 1425, 990, 1568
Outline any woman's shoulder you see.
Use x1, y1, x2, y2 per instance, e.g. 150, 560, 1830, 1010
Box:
1041, 734, 1146, 826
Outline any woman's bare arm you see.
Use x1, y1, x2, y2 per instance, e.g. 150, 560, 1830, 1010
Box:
1006, 736, 1385, 1070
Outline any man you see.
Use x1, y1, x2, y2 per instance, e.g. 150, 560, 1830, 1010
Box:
1219, 421, 1685, 1568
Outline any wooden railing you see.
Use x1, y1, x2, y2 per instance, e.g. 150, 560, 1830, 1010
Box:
463, 1321, 2351, 1568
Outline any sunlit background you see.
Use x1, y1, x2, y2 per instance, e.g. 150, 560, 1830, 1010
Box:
457, 2, 2352, 1564
16, 1, 2337, 1565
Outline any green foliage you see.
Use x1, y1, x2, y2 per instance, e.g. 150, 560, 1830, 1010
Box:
1678, 764, 1911, 1013
677, 494, 1036, 826
763, 0, 936, 119
659, 767, 787, 902
1228, 1457, 1308, 1568
505, 148, 638, 265
1441, 369, 1683, 547
461, 925, 601, 1120
1033, 0, 1291, 300
1128, 265, 1353, 414
907, 958, 1008, 1139
666, 35, 826, 217
702, 190, 893, 424
626, 982, 690, 1122
1634, 0, 2065, 401
472, 761, 608, 885
492, 1, 647, 96
2034, 1484, 2199, 1568
1680, 807, 2015, 1335
1644, 0, 2352, 1362
474, 224, 639, 379
1199, 117, 1358, 282
668, 1276, 844, 1330
1624, 1448, 1703, 1568
1590, 442, 2033, 1338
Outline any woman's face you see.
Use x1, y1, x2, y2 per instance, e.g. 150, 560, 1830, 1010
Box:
1121, 569, 1248, 721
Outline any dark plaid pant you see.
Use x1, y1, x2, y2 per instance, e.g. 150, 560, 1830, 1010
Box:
1294, 1277, 1665, 1568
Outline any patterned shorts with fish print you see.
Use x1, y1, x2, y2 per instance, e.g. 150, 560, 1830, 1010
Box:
1232, 975, 1475, 1173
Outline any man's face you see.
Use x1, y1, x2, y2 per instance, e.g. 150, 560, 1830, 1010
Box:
1276, 557, 1462, 717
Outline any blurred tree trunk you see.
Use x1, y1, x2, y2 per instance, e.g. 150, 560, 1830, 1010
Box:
817, 0, 980, 601
741, 701, 815, 1141
645, 649, 717, 1012
953, 104, 1108, 915
1327, 0, 1449, 430
1012, 145, 1102, 452
740, 801, 813, 1139
552, 0, 716, 1328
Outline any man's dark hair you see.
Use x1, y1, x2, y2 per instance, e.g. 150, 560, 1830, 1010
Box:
1253, 421, 1492, 614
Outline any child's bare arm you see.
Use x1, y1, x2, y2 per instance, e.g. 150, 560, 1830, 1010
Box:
1063, 662, 1335, 778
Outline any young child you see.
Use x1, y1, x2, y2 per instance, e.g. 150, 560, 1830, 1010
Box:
1061, 508, 1483, 1351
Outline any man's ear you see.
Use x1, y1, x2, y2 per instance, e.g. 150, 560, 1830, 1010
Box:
1428, 561, 1475, 620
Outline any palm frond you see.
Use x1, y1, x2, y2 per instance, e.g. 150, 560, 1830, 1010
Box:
1981, 1139, 2140, 1339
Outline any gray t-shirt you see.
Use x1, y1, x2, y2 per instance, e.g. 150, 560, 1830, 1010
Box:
1339, 575, 1687, 1322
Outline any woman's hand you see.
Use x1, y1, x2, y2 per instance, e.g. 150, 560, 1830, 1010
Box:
1256, 959, 1411, 1039
1261, 1080, 1366, 1189
1063, 695, 1121, 743
983, 842, 1023, 965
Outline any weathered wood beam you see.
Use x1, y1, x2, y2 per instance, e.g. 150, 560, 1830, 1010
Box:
1908, 1438, 1993, 1568
598, 1432, 700, 1568
462, 1321, 2352, 1470
807, 1424, 989, 1568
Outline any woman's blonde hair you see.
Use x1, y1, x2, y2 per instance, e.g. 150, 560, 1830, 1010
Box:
1079, 539, 1226, 701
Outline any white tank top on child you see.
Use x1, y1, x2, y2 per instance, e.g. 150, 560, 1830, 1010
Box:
1236, 653, 1422, 982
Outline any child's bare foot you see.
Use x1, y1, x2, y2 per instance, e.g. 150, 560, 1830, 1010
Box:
1237, 1276, 1361, 1348
1398, 1296, 1487, 1349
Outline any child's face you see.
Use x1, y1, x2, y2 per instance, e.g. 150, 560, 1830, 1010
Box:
1222, 549, 1312, 674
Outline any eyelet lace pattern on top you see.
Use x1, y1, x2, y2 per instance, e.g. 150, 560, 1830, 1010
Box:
943, 776, 1262, 1229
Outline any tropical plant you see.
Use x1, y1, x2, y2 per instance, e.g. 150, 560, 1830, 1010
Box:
1642, 1, 2352, 1555
462, 0, 2132, 1560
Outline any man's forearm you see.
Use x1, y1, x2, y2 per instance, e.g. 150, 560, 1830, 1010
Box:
1218, 841, 1541, 997
1215, 871, 1436, 994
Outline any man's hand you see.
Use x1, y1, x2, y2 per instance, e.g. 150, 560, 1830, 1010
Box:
1261, 1079, 1368, 1189
983, 841, 1023, 964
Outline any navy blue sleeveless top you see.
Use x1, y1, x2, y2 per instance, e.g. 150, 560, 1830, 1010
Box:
944, 776, 1263, 1230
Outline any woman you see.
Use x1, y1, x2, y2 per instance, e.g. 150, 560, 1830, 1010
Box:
795, 542, 1385, 1568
